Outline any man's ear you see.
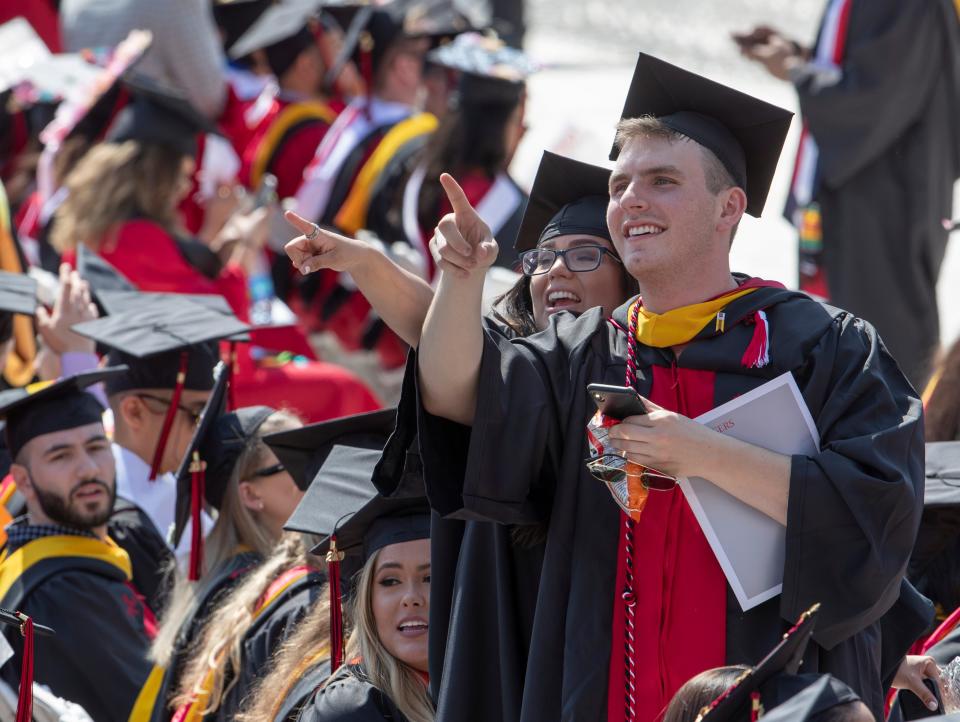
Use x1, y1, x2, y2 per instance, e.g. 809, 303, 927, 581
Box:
717, 186, 747, 233
116, 394, 146, 431
10, 462, 35, 501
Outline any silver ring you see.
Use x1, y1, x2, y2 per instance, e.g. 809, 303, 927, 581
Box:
305, 224, 320, 241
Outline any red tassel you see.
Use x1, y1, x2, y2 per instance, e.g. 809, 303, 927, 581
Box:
750, 690, 763, 721
149, 351, 190, 481
16, 614, 33, 722
327, 535, 345, 671
227, 341, 238, 413
188, 451, 206, 582
740, 310, 770, 369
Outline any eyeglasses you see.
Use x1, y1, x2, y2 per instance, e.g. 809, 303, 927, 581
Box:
251, 462, 285, 478
519, 245, 622, 276
135, 393, 204, 425
585, 453, 677, 492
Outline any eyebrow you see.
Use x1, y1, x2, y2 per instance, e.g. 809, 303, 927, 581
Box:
41, 433, 109, 457
538, 237, 609, 250
376, 562, 432, 572
609, 165, 686, 189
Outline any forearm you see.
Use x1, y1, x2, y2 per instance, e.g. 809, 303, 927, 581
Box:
418, 270, 486, 425
691, 432, 791, 525
351, 249, 435, 348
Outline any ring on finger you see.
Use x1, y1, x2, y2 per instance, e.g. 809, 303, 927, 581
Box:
306, 223, 320, 241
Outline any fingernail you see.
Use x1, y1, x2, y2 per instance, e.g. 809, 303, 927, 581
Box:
929, 701, 939, 711
302, 264, 311, 274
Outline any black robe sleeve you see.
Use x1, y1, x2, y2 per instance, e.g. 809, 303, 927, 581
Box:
785, 311, 924, 649
109, 499, 175, 614
10, 570, 153, 722
297, 666, 406, 722
796, 0, 953, 187
415, 309, 608, 524
274, 660, 332, 722
878, 580, 935, 688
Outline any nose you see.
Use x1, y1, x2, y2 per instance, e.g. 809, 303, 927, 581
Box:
619, 178, 648, 212
546, 251, 573, 279
75, 450, 101, 482
402, 581, 427, 608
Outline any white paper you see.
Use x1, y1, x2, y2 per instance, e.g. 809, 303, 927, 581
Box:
679, 372, 820, 611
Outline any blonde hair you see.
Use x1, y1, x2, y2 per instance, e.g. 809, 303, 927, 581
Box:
235, 592, 332, 722
172, 534, 320, 715
50, 140, 183, 253
151, 410, 302, 669
342, 550, 434, 722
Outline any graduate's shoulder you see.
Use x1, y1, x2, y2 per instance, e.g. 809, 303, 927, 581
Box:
301, 665, 397, 722
506, 306, 620, 359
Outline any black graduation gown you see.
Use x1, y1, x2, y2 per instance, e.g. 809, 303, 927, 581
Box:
109, 497, 175, 614
410, 281, 923, 721
273, 659, 333, 722
375, 338, 542, 722
213, 570, 326, 721
298, 664, 408, 722
0, 534, 154, 722
149, 550, 262, 722
798, 0, 960, 388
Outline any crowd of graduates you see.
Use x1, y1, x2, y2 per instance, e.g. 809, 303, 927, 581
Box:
0, 1, 958, 722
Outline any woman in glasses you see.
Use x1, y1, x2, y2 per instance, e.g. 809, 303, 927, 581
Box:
149, 406, 304, 721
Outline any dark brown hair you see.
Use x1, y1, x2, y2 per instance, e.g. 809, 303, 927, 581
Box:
663, 665, 749, 722
925, 338, 960, 441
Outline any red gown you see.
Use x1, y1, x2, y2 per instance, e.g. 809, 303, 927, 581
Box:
69, 220, 381, 422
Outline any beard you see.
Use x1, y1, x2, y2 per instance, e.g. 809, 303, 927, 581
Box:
32, 477, 116, 530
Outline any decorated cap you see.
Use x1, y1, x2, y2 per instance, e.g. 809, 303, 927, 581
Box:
611, 52, 793, 217
105, 74, 220, 157
0, 368, 126, 459
514, 151, 612, 252
427, 31, 535, 106
228, 0, 323, 77
695, 604, 820, 722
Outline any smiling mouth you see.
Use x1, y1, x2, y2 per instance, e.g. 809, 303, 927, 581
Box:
546, 290, 582, 309
397, 621, 429, 636
626, 224, 665, 238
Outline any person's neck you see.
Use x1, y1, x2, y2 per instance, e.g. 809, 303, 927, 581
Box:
113, 425, 152, 468
637, 268, 739, 315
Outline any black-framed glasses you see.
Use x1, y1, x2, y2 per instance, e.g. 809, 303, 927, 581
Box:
519, 245, 622, 276
585, 453, 677, 492
251, 462, 285, 478
135, 393, 203, 425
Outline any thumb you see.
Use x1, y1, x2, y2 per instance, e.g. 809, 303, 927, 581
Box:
35, 305, 51, 329
284, 209, 316, 236
439, 173, 480, 220
638, 395, 662, 413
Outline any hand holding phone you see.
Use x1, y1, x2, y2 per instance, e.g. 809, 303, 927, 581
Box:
587, 384, 648, 421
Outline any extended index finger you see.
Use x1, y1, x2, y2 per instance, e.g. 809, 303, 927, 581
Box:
284, 209, 317, 236
439, 173, 479, 219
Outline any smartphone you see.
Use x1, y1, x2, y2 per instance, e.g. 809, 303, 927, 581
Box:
587, 384, 648, 420
898, 678, 943, 718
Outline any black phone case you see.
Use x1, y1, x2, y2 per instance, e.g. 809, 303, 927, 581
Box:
898, 679, 943, 720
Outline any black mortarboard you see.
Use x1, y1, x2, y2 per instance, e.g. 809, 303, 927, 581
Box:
514, 151, 612, 252
72, 301, 246, 392
105, 74, 220, 157
759, 675, 861, 722
611, 53, 793, 217
228, 1, 322, 77
0, 270, 38, 318
170, 362, 230, 576
213, 0, 274, 55
75, 245, 136, 300
265, 408, 397, 497
0, 368, 126, 459
199, 405, 277, 509
427, 31, 535, 107
324, 2, 411, 92
696, 604, 820, 722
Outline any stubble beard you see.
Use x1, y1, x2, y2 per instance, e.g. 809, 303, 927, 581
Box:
32, 477, 116, 530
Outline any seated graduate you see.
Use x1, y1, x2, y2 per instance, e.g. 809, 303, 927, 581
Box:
70, 295, 250, 608
169, 409, 393, 721
665, 605, 871, 722
146, 367, 303, 722
295, 461, 432, 722
413, 53, 923, 721
0, 369, 157, 722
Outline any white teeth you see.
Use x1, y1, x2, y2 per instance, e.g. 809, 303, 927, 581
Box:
547, 291, 581, 304
399, 622, 428, 630
628, 224, 663, 237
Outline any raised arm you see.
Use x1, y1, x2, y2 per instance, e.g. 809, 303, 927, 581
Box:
284, 211, 435, 348
416, 174, 499, 425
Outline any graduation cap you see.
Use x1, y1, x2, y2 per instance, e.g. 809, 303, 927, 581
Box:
264, 407, 397, 500
0, 269, 38, 335
695, 603, 820, 721
213, 0, 274, 55
105, 74, 220, 157
611, 53, 793, 218
71, 296, 249, 480
426, 31, 536, 107
38, 29, 152, 151
758, 675, 861, 722
228, 0, 323, 77
0, 368, 126, 460
170, 362, 231, 579
75, 245, 136, 300
513, 151, 612, 253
